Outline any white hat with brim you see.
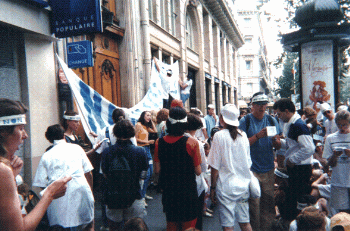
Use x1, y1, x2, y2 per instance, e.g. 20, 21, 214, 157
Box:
221, 104, 239, 127
208, 104, 215, 109
320, 103, 332, 114
251, 94, 269, 105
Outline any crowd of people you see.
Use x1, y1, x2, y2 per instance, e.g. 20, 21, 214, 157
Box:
3, 91, 350, 231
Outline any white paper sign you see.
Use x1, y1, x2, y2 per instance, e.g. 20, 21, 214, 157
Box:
266, 126, 277, 137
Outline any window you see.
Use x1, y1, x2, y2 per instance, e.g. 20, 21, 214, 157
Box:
170, 0, 176, 36
245, 38, 252, 44
148, 0, 153, 21
246, 60, 252, 70
247, 83, 253, 94
186, 14, 194, 50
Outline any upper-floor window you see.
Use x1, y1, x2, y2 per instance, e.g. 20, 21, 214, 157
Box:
149, 0, 154, 21
170, 0, 176, 36
246, 60, 252, 70
186, 14, 194, 50
245, 38, 252, 44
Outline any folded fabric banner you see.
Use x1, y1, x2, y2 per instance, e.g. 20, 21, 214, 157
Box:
56, 55, 179, 144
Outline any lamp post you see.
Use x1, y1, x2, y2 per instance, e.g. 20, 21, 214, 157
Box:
281, 0, 350, 110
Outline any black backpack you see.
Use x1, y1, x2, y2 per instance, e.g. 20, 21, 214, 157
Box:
104, 146, 137, 209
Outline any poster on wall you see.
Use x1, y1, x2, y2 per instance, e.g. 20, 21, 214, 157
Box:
301, 40, 334, 110
50, 0, 103, 38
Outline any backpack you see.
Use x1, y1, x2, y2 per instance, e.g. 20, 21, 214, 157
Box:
104, 145, 137, 209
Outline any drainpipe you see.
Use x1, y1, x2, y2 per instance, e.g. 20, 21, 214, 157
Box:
140, 0, 152, 90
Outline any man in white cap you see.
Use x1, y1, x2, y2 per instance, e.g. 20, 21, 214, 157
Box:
239, 92, 281, 231
205, 104, 217, 140
321, 102, 338, 138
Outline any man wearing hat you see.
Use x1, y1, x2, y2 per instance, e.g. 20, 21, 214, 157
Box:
239, 92, 281, 231
321, 103, 338, 138
205, 104, 218, 140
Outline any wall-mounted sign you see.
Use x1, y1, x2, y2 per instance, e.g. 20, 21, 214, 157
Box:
214, 77, 220, 83
205, 73, 212, 79
50, 0, 102, 38
66, 40, 94, 68
22, 0, 49, 8
301, 40, 334, 109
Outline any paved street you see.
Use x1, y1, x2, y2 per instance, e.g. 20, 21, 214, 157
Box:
94, 185, 241, 231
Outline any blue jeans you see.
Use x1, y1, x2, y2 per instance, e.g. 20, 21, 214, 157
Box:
141, 146, 153, 198
181, 93, 190, 105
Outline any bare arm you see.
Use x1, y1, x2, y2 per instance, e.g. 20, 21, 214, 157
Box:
194, 165, 202, 176
0, 163, 71, 231
153, 57, 160, 73
210, 167, 219, 204
154, 162, 161, 175
248, 128, 267, 146
85, 171, 93, 190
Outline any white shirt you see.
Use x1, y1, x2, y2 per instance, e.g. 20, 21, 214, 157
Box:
324, 118, 338, 136
207, 129, 252, 202
181, 79, 192, 95
323, 131, 350, 187
195, 117, 207, 141
33, 140, 94, 228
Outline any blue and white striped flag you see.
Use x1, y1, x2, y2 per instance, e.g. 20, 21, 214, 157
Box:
56, 55, 179, 144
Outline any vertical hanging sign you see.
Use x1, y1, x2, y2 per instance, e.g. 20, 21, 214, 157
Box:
49, 0, 103, 38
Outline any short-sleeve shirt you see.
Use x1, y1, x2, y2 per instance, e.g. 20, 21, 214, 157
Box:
205, 115, 217, 139
239, 113, 281, 173
181, 79, 193, 95
33, 140, 94, 228
323, 131, 350, 187
207, 129, 252, 201
154, 135, 201, 167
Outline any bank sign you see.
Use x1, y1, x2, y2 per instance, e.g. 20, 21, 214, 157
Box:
50, 0, 102, 38
67, 41, 94, 68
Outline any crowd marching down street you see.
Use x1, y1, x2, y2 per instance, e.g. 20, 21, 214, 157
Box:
3, 61, 350, 231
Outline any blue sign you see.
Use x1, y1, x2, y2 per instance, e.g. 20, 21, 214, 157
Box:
67, 41, 94, 68
22, 0, 49, 8
50, 0, 102, 38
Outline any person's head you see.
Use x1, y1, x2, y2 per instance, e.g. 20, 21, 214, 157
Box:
315, 142, 324, 153
337, 105, 349, 112
156, 108, 169, 124
304, 107, 317, 120
274, 168, 289, 187
296, 206, 326, 231
123, 217, 149, 231
186, 113, 203, 131
150, 110, 158, 123
138, 111, 152, 127
170, 99, 184, 108
239, 109, 247, 118
0, 99, 28, 158
112, 108, 125, 124
321, 103, 334, 120
273, 98, 296, 123
113, 119, 135, 139
250, 92, 269, 116
190, 108, 201, 116
204, 142, 210, 156
166, 107, 187, 136
45, 124, 65, 143
220, 103, 241, 141
62, 110, 80, 131
335, 110, 350, 134
207, 104, 215, 116
331, 212, 350, 231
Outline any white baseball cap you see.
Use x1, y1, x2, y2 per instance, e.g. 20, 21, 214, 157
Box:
207, 104, 215, 109
320, 103, 332, 114
221, 104, 239, 126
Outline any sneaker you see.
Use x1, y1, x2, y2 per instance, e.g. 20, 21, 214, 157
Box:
145, 195, 153, 200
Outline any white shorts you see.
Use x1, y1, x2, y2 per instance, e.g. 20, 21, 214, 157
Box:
106, 199, 146, 223
330, 186, 350, 210
217, 197, 250, 227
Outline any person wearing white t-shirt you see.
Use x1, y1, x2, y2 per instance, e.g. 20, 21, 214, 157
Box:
208, 104, 253, 231
179, 76, 193, 105
321, 103, 338, 138
323, 110, 350, 214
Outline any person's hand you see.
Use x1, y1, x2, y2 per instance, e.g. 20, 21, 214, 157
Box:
94, 140, 104, 150
272, 135, 281, 150
148, 140, 155, 145
11, 155, 23, 177
210, 189, 217, 204
45, 176, 72, 199
256, 128, 267, 139
333, 150, 343, 158
344, 149, 350, 157
89, 131, 98, 138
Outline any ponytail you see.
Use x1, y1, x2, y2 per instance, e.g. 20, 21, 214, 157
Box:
226, 124, 241, 141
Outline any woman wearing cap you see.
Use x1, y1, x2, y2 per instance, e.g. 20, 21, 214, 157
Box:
0, 98, 71, 230
154, 107, 202, 231
207, 104, 253, 231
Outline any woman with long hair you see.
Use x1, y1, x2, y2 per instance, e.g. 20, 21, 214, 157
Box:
207, 104, 253, 231
154, 107, 202, 231
0, 98, 71, 230
135, 111, 157, 201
